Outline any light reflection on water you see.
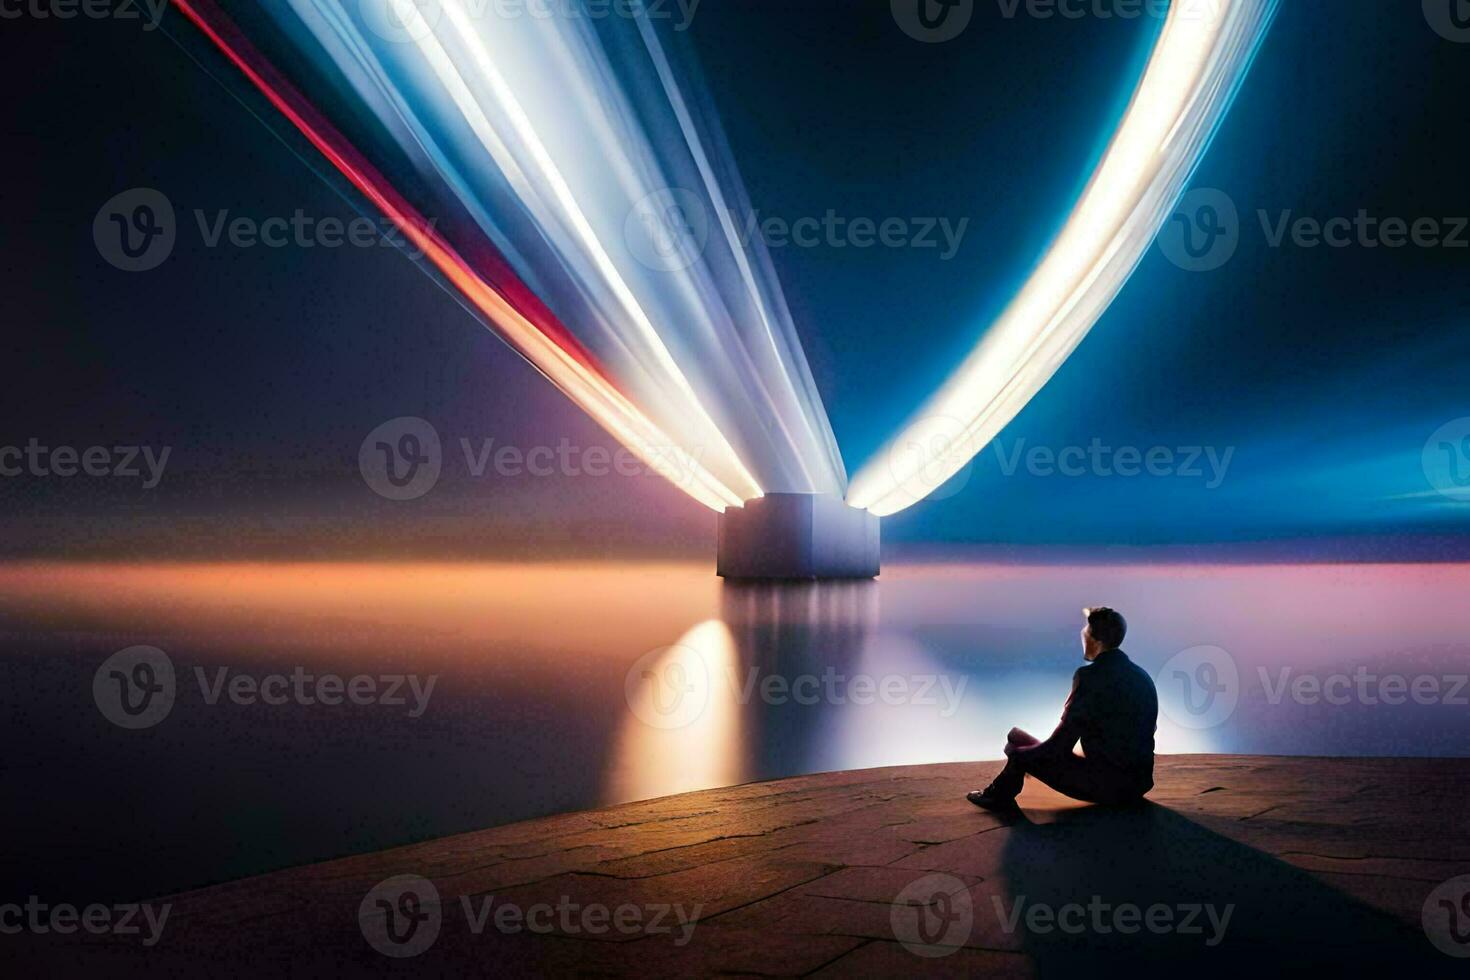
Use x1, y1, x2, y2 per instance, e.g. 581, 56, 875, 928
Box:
609, 619, 746, 802
1, 560, 1466, 900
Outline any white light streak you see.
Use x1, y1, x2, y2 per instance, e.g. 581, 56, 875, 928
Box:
848, 0, 1279, 516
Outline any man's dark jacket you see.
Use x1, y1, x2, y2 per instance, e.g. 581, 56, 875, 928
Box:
1048, 648, 1158, 782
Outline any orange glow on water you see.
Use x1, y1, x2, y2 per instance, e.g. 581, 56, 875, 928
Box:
607, 619, 749, 802
4, 559, 1467, 810
0, 561, 719, 666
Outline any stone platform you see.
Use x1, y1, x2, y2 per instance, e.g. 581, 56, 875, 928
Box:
19, 756, 1470, 976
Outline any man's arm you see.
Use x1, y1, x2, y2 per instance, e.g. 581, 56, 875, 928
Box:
1011, 668, 1088, 761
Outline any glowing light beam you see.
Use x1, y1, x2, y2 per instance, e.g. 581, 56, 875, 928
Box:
174, 0, 748, 512
848, 0, 1280, 517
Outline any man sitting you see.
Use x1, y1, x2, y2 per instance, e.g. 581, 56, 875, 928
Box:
968, 607, 1157, 812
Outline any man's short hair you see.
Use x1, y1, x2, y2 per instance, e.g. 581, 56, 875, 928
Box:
1084, 607, 1127, 649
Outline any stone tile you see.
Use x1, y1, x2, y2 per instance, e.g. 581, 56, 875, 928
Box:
615, 926, 866, 977
794, 866, 983, 903
889, 826, 1010, 878
706, 889, 900, 942
31, 756, 1470, 975
811, 939, 1037, 979
769, 825, 924, 867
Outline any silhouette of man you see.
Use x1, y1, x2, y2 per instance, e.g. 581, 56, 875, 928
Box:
968, 607, 1157, 812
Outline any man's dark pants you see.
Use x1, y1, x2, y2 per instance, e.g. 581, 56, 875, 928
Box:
990, 730, 1151, 805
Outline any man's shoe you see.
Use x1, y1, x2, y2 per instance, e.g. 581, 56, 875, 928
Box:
966, 789, 1021, 814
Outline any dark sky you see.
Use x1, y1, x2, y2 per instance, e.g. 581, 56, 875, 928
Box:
2, 0, 1468, 559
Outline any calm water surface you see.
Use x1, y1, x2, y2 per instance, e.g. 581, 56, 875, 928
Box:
2, 559, 1466, 902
